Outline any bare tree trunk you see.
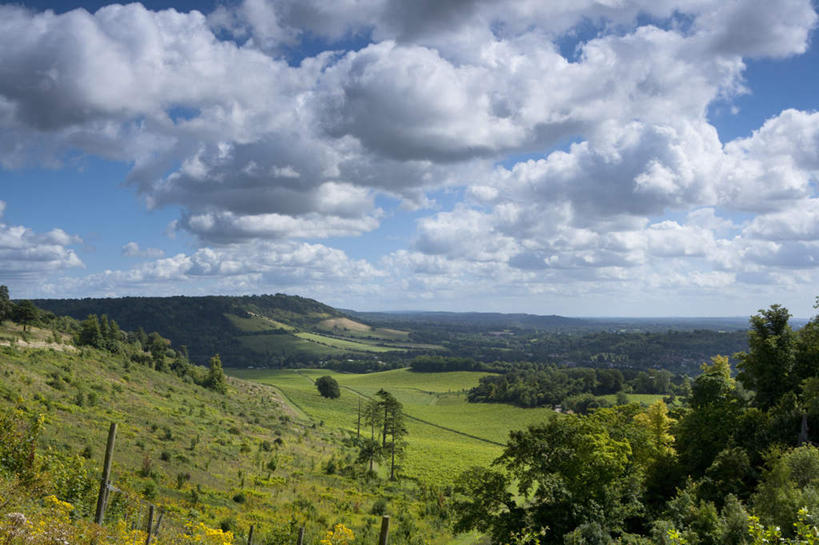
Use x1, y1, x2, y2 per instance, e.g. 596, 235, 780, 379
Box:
390, 438, 395, 480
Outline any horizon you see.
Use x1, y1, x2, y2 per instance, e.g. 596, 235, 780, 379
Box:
19, 291, 815, 321
1, 1, 818, 318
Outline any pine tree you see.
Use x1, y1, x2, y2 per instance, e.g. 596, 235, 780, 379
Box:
78, 315, 102, 348
14, 300, 38, 332
205, 354, 228, 394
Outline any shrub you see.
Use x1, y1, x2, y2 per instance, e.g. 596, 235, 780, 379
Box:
370, 498, 388, 515
316, 376, 341, 399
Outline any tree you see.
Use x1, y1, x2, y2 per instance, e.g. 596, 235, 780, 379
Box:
361, 399, 384, 472
454, 410, 643, 544
752, 445, 819, 536
316, 376, 341, 399
736, 305, 797, 410
13, 300, 37, 332
204, 354, 227, 394
375, 389, 407, 480
0, 285, 11, 323
78, 314, 102, 348
675, 355, 745, 476
633, 399, 675, 457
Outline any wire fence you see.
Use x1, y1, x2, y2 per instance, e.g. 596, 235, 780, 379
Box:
87, 422, 390, 545
104, 484, 210, 545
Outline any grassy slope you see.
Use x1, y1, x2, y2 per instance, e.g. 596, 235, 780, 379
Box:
228, 312, 429, 357
0, 326, 455, 544
231, 368, 556, 486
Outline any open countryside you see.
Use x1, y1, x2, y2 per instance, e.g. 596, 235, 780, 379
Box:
230, 368, 560, 484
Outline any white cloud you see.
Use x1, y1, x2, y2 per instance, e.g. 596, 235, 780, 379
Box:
1, 0, 818, 313
121, 241, 165, 259
47, 240, 381, 297
0, 201, 84, 279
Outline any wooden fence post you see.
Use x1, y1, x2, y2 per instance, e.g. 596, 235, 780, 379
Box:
145, 505, 155, 545
154, 509, 164, 537
248, 524, 255, 545
379, 515, 390, 545
94, 422, 118, 525
297, 526, 305, 545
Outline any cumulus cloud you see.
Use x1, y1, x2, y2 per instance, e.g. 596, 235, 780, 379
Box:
1, 0, 818, 311
47, 239, 381, 297
0, 201, 84, 279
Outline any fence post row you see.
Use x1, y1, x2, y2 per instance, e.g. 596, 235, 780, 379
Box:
95, 422, 118, 525
91, 423, 393, 545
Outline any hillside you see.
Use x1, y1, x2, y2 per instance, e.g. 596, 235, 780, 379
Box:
0, 322, 456, 545
32, 294, 426, 367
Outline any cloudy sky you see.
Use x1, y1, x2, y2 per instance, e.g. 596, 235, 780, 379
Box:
1, 0, 818, 317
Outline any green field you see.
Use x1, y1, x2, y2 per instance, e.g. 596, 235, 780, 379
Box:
231, 368, 555, 485
238, 333, 340, 356
226, 312, 296, 332
295, 332, 403, 353
600, 393, 668, 404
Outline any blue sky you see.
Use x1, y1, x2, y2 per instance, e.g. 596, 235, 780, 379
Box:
1, 0, 818, 317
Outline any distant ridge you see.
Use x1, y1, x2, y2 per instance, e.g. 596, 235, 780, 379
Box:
33, 293, 345, 366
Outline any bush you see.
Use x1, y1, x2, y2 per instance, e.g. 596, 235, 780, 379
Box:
316, 376, 341, 399
370, 498, 388, 515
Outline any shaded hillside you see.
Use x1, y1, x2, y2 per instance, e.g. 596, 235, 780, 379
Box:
32, 294, 426, 367
33, 294, 344, 366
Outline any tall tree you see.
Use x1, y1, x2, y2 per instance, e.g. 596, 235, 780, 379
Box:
205, 354, 227, 394
736, 305, 797, 410
361, 399, 384, 472
13, 300, 37, 332
0, 285, 11, 323
78, 314, 102, 348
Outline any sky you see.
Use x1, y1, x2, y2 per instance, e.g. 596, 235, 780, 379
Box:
1, 0, 819, 317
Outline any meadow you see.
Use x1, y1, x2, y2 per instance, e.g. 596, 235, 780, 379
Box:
230, 368, 557, 485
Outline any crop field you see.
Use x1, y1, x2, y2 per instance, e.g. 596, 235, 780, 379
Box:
294, 332, 403, 353
316, 318, 411, 342
238, 333, 340, 356
231, 368, 555, 485
226, 312, 296, 332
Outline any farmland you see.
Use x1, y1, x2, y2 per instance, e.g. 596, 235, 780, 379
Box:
230, 368, 557, 485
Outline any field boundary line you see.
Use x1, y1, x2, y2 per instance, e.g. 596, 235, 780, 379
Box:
340, 384, 505, 447
266, 381, 311, 421
292, 370, 504, 446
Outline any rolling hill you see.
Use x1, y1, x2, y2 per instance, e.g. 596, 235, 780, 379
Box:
31, 294, 428, 367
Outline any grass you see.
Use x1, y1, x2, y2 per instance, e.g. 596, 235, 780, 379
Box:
238, 333, 340, 357
225, 313, 296, 332
231, 368, 556, 486
600, 393, 668, 405
295, 332, 403, 353
0, 324, 468, 545
316, 319, 411, 342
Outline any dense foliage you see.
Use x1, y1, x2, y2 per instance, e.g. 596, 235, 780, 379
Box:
466, 365, 682, 409
453, 301, 819, 544
316, 375, 341, 398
